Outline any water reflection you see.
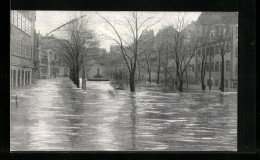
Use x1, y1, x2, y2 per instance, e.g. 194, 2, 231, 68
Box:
129, 93, 137, 150
10, 78, 237, 151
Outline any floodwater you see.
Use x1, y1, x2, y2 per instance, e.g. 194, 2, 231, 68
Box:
10, 78, 237, 151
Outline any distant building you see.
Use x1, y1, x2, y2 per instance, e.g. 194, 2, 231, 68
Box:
188, 12, 238, 89
10, 10, 36, 87
34, 34, 70, 79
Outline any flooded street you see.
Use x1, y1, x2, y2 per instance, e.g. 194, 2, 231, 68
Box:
10, 78, 237, 151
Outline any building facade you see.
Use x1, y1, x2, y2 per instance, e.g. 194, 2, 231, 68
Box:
34, 34, 70, 79
10, 10, 36, 87
188, 12, 238, 89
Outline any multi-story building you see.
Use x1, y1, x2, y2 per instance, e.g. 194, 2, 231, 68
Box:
188, 12, 238, 89
10, 10, 36, 87
34, 33, 70, 79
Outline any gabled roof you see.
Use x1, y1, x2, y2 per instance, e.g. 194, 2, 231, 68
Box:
197, 12, 238, 25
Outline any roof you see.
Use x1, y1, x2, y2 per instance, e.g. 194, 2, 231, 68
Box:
197, 12, 238, 25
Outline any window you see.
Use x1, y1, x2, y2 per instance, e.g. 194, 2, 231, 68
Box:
13, 37, 17, 54
18, 12, 22, 29
13, 70, 16, 87
14, 11, 18, 26
226, 41, 231, 52
215, 79, 219, 87
205, 62, 209, 72
28, 71, 30, 85
226, 60, 231, 71
225, 79, 228, 88
21, 41, 25, 57
11, 70, 12, 87
10, 35, 14, 54
215, 61, 219, 71
25, 19, 28, 33
28, 20, 31, 35
211, 62, 214, 71
30, 45, 33, 59
17, 38, 21, 56
22, 16, 26, 31
11, 11, 13, 24
25, 71, 27, 85
22, 70, 24, 86
18, 70, 20, 86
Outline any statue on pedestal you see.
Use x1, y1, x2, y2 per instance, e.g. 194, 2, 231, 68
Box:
94, 68, 103, 78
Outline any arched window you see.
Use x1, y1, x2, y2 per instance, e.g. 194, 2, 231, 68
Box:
11, 70, 12, 88
22, 70, 24, 86
18, 70, 20, 86
25, 71, 27, 85
28, 71, 30, 85
13, 70, 16, 87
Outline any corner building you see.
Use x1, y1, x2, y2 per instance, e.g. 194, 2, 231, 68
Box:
10, 10, 36, 87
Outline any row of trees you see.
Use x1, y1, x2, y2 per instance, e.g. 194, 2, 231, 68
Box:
52, 16, 99, 88
48, 12, 237, 93
98, 12, 237, 92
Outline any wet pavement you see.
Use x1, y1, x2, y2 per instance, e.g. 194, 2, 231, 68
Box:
10, 78, 237, 151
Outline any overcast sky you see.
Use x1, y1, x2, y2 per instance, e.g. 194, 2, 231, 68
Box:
35, 11, 201, 52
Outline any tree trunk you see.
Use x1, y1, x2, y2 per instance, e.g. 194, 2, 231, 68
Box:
148, 71, 151, 84
201, 79, 206, 90
82, 67, 86, 90
164, 68, 167, 87
165, 52, 169, 87
209, 53, 212, 91
179, 79, 183, 92
75, 64, 80, 88
220, 54, 225, 92
129, 72, 135, 92
201, 60, 206, 90
157, 53, 161, 85
146, 60, 151, 84
185, 69, 188, 89
138, 62, 141, 83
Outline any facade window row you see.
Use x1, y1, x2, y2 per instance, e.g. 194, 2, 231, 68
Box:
10, 69, 31, 87
10, 11, 32, 36
193, 60, 231, 72
196, 42, 232, 57
11, 35, 32, 59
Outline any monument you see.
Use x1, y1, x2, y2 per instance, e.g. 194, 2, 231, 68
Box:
94, 68, 103, 78
87, 67, 109, 81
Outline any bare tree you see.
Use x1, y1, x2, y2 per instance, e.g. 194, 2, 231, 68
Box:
96, 12, 161, 92
213, 13, 237, 92
155, 29, 165, 85
168, 13, 199, 92
191, 17, 212, 90
54, 16, 99, 88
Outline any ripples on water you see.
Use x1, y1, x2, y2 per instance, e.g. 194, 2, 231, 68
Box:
10, 78, 237, 151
